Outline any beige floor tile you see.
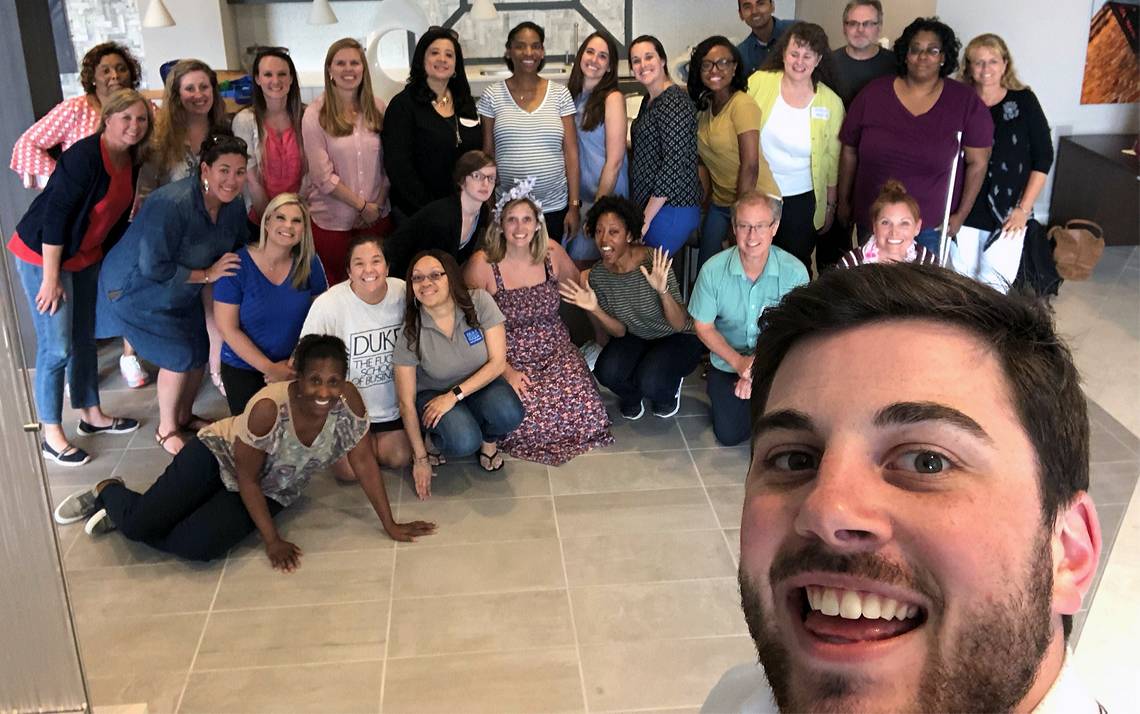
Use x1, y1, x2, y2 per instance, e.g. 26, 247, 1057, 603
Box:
676, 415, 722, 450
706, 485, 746, 530
571, 578, 745, 644
87, 669, 187, 714
555, 488, 718, 536
388, 589, 574, 658
561, 530, 735, 586
549, 450, 699, 495
302, 470, 404, 509
180, 661, 383, 713
230, 504, 397, 558
194, 601, 387, 670
382, 648, 583, 713
723, 529, 741, 564
407, 459, 552, 500
392, 539, 566, 597
397, 495, 556, 546
66, 562, 222, 618
74, 612, 206, 679
690, 446, 751, 485
214, 549, 394, 610
596, 413, 686, 453
65, 529, 174, 569
580, 636, 755, 711
45, 449, 125, 488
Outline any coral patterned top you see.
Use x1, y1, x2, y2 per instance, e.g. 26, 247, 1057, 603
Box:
10, 96, 101, 189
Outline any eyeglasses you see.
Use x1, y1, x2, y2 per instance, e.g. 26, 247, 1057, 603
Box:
908, 45, 944, 57
410, 271, 447, 285
700, 58, 736, 72
734, 220, 777, 234
468, 171, 496, 184
843, 20, 880, 30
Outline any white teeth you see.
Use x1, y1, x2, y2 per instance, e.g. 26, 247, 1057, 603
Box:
806, 587, 919, 622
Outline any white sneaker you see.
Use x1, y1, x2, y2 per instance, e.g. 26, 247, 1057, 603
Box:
119, 355, 149, 388
84, 508, 116, 536
580, 341, 602, 371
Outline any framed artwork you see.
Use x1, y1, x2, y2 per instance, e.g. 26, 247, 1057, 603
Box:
1081, 0, 1139, 104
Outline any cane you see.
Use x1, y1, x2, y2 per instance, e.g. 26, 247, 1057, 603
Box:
938, 131, 964, 266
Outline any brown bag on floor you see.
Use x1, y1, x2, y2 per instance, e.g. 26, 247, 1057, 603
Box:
1049, 220, 1105, 281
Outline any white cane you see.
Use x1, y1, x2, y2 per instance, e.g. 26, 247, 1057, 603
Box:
938, 131, 964, 266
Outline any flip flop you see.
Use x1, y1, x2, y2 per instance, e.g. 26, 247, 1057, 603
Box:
477, 447, 504, 472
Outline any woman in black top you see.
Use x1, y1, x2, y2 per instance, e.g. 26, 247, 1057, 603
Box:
628, 35, 702, 256
954, 33, 1053, 293
382, 27, 482, 219
384, 150, 496, 278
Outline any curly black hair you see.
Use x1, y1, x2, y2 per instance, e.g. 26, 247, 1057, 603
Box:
893, 17, 961, 78
80, 42, 142, 95
687, 36, 748, 110
293, 334, 349, 377
586, 195, 644, 241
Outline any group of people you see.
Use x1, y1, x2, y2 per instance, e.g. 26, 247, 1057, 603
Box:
12, 0, 1055, 567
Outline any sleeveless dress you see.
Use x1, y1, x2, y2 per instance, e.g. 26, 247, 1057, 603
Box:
490, 258, 613, 465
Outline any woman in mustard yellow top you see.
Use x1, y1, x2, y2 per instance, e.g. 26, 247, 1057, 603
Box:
689, 36, 780, 271
747, 22, 844, 276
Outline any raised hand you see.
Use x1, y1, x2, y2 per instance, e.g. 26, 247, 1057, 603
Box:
639, 246, 673, 295
558, 279, 599, 312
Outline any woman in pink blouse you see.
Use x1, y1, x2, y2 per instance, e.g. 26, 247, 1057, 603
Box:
302, 38, 391, 285
10, 42, 142, 189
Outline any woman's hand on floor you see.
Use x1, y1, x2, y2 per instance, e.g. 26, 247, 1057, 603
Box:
265, 538, 303, 572
385, 519, 437, 542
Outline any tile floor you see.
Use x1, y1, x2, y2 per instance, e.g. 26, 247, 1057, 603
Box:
43, 247, 1140, 713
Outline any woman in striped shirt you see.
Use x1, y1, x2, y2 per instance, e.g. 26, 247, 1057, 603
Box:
838, 180, 938, 268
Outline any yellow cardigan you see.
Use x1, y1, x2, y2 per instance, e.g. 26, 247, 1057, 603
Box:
746, 70, 845, 229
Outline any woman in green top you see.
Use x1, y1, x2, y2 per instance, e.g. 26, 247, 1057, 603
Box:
53, 334, 435, 570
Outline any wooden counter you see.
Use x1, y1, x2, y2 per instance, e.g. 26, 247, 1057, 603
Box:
1049, 134, 1139, 246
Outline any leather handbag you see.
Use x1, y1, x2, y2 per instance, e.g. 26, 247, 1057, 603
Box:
1049, 220, 1105, 281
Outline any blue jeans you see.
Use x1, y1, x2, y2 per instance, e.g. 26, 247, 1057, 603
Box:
699, 204, 733, 272
14, 257, 101, 425
706, 367, 751, 446
916, 227, 941, 255
644, 204, 701, 256
594, 332, 706, 411
415, 377, 525, 457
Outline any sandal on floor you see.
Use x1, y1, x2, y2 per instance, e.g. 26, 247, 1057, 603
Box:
179, 414, 211, 432
477, 447, 504, 472
425, 435, 446, 466
155, 428, 184, 455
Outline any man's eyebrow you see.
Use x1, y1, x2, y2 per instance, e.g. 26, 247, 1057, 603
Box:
752, 409, 815, 439
874, 402, 993, 443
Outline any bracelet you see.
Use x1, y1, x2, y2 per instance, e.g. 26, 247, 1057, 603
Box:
203, 272, 211, 284
411, 454, 430, 464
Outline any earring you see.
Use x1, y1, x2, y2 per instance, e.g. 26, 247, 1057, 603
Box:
202, 178, 210, 193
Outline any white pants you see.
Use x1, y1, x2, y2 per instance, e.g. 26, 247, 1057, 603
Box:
949, 225, 1025, 294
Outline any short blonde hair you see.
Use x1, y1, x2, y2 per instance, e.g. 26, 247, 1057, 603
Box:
961, 33, 1026, 91
483, 197, 550, 264
259, 193, 317, 289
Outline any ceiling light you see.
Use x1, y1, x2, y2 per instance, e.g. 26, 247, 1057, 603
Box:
309, 0, 338, 25
142, 0, 174, 28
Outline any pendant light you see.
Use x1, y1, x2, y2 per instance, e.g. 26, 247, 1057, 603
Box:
141, 0, 175, 28
471, 0, 498, 21
309, 0, 339, 25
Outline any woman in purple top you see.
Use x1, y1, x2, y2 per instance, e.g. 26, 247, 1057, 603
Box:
836, 17, 993, 255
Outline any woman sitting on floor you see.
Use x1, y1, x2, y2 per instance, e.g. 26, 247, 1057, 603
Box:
837, 180, 938, 268
465, 179, 613, 464
53, 334, 435, 568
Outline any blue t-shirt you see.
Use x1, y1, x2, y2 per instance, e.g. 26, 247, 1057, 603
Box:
213, 247, 329, 371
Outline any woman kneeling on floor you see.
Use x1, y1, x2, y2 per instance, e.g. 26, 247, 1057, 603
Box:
54, 334, 435, 569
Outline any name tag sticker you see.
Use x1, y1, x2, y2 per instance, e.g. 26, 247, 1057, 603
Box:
811, 107, 830, 120
464, 328, 484, 346
459, 117, 481, 128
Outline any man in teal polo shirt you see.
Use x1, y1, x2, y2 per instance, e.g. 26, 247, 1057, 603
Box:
689, 191, 808, 445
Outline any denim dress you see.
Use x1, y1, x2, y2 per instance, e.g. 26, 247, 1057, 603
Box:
97, 176, 247, 371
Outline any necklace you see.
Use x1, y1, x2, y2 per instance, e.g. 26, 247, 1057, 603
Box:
432, 91, 451, 107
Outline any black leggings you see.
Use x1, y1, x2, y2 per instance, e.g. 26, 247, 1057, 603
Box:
98, 437, 283, 561
220, 362, 267, 416
773, 191, 817, 277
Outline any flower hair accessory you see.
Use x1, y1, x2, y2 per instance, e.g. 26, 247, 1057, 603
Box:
493, 176, 544, 223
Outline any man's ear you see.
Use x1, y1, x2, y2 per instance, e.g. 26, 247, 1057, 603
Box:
1051, 492, 1102, 616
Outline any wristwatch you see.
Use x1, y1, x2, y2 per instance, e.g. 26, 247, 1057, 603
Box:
569, 199, 582, 208
451, 385, 465, 401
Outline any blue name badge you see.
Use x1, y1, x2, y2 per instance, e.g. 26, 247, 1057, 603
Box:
464, 328, 484, 346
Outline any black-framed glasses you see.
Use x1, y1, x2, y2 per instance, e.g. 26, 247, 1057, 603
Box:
843, 20, 880, 30
700, 58, 737, 72
468, 171, 496, 184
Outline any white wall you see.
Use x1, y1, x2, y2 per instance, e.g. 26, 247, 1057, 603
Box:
633, 0, 797, 68
134, 0, 239, 89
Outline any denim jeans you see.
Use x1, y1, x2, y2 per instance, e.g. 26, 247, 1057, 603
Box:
594, 332, 706, 411
14, 257, 101, 424
644, 204, 701, 256
415, 377, 525, 457
705, 367, 751, 446
699, 204, 733, 273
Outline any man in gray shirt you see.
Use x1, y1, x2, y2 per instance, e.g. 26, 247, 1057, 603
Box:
829, 0, 896, 107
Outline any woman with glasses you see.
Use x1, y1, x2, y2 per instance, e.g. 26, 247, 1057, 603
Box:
395, 250, 524, 496
478, 22, 581, 243
837, 17, 993, 254
384, 150, 496, 279
688, 35, 779, 271
303, 38, 391, 285
382, 27, 482, 220
746, 22, 844, 277
565, 31, 629, 262
97, 134, 250, 456
231, 48, 307, 236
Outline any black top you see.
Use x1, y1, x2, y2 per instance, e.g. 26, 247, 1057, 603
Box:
383, 193, 487, 279
829, 46, 896, 108
14, 133, 139, 260
630, 85, 701, 208
964, 88, 1054, 231
381, 87, 483, 217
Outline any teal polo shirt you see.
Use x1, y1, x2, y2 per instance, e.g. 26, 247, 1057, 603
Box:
688, 246, 809, 373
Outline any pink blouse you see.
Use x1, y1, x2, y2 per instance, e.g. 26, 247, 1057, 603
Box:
10, 96, 101, 188
301, 95, 390, 231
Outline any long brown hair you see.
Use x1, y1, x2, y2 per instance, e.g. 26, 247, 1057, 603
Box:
319, 38, 383, 137
482, 197, 549, 264
250, 48, 305, 149
402, 250, 480, 359
151, 59, 226, 171
759, 22, 836, 91
567, 31, 621, 132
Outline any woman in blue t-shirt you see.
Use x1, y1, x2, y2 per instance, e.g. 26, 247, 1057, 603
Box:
213, 193, 328, 414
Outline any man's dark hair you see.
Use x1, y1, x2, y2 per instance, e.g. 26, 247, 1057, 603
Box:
894, 16, 961, 77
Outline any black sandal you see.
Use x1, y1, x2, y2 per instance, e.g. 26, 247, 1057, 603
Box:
477, 447, 504, 472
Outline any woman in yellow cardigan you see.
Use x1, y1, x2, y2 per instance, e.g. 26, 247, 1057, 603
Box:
747, 22, 844, 276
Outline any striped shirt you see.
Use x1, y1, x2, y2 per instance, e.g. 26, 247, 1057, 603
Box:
837, 243, 939, 269
478, 80, 575, 211
588, 253, 691, 339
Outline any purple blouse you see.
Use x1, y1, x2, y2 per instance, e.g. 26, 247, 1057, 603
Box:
840, 76, 994, 230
